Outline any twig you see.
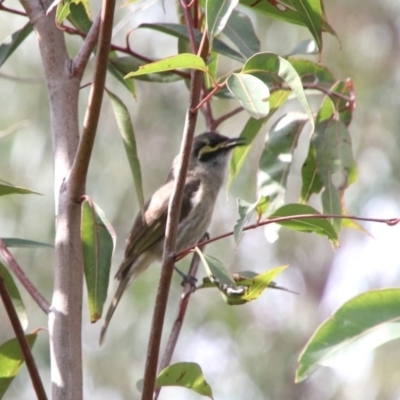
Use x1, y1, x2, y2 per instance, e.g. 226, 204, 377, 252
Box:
63, 24, 192, 80
179, 0, 197, 54
73, 10, 102, 78
69, 0, 116, 198
0, 2, 27, 16
175, 213, 400, 260
154, 235, 207, 400
0, 273, 48, 400
141, 28, 210, 400
213, 106, 244, 129
0, 239, 49, 314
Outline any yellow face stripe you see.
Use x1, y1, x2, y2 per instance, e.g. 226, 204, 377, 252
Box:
198, 141, 228, 157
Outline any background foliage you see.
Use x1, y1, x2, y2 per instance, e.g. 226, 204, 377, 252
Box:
1, 0, 400, 399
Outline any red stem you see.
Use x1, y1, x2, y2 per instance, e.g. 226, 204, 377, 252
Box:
175, 213, 400, 260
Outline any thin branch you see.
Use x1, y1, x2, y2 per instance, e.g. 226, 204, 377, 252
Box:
156, 233, 208, 400
73, 10, 102, 78
62, 25, 192, 80
179, 0, 197, 53
69, 0, 116, 198
141, 29, 209, 400
213, 106, 244, 129
176, 213, 400, 260
0, 273, 48, 400
193, 83, 223, 112
0, 239, 49, 314
0, 2, 27, 16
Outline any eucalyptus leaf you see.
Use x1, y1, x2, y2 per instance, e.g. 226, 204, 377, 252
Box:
81, 198, 116, 322
297, 289, 400, 382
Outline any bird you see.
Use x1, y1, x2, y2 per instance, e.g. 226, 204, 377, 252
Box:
99, 131, 245, 344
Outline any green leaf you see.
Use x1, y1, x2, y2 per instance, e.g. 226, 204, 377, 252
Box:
226, 73, 270, 119
268, 204, 338, 244
2, 238, 53, 248
106, 89, 144, 214
289, 58, 335, 85
289, 0, 323, 52
300, 145, 323, 202
138, 23, 244, 62
206, 0, 239, 45
242, 53, 314, 130
68, 1, 92, 32
296, 289, 400, 382
0, 263, 28, 331
55, 1, 72, 24
0, 23, 33, 68
258, 113, 308, 211
227, 90, 290, 189
156, 362, 213, 398
0, 181, 40, 196
223, 9, 260, 58
239, 0, 336, 45
234, 196, 269, 243
227, 117, 267, 189
313, 118, 356, 231
109, 56, 184, 83
81, 198, 116, 322
125, 54, 207, 79
224, 266, 288, 305
194, 247, 236, 288
0, 334, 37, 397
107, 55, 136, 96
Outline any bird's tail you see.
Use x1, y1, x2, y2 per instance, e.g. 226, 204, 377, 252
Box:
99, 277, 130, 346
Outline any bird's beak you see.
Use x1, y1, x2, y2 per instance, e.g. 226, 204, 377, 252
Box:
223, 137, 247, 150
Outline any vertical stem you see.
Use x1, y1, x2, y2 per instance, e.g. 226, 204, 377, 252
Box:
141, 31, 210, 400
0, 274, 48, 400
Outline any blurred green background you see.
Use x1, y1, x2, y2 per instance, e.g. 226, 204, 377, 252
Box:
1, 0, 400, 399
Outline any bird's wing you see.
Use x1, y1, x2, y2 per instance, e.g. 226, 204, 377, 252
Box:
116, 178, 201, 279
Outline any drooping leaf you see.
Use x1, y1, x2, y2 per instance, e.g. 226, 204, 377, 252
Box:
239, 0, 336, 46
0, 181, 40, 197
0, 263, 28, 331
227, 90, 290, 189
0, 23, 33, 68
242, 53, 314, 130
155, 362, 213, 398
206, 0, 239, 45
223, 9, 260, 58
138, 23, 244, 62
258, 113, 308, 211
289, 0, 323, 53
300, 145, 324, 202
226, 73, 270, 119
233, 196, 270, 243
296, 289, 400, 382
106, 89, 144, 214
195, 247, 236, 289
268, 203, 338, 244
81, 198, 116, 322
107, 54, 136, 96
125, 54, 207, 79
0, 334, 37, 397
2, 238, 53, 248
313, 118, 356, 231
